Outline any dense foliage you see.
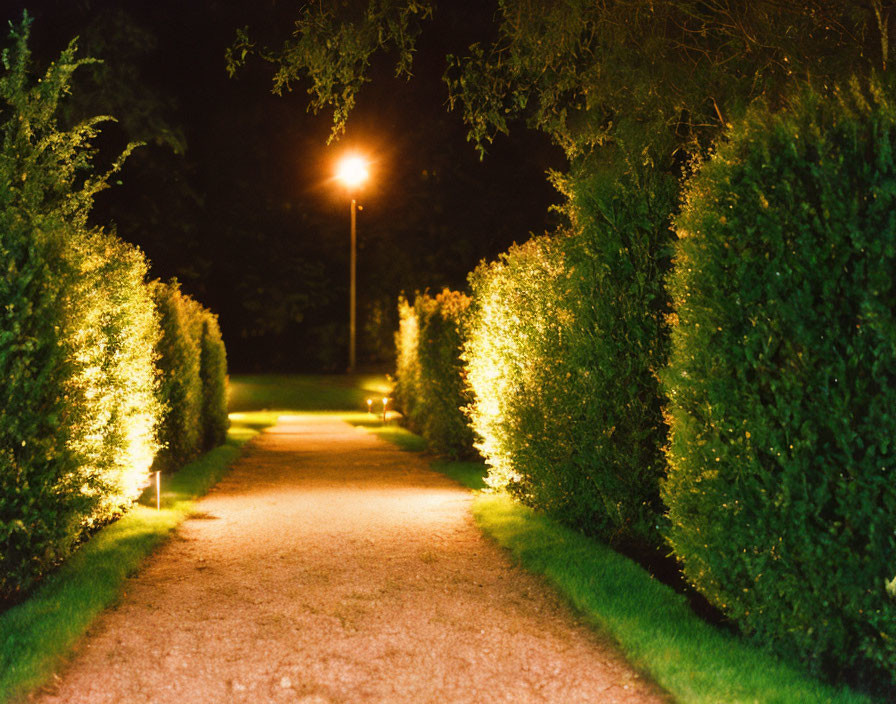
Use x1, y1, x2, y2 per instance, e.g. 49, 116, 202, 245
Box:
464, 235, 564, 495
69, 230, 161, 526
464, 168, 672, 547
197, 310, 229, 451
394, 295, 421, 428
151, 280, 228, 472
663, 82, 896, 688
555, 161, 676, 545
234, 0, 892, 163
0, 20, 158, 602
394, 290, 473, 457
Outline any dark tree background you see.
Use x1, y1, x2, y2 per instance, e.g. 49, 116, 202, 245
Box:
3, 0, 564, 371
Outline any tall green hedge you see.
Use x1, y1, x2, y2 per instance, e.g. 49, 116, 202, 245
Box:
151, 280, 203, 472
394, 295, 423, 427
152, 280, 229, 471
464, 161, 674, 546
394, 290, 473, 457
663, 82, 896, 689
198, 311, 229, 451
69, 230, 161, 526
464, 235, 565, 503
0, 20, 159, 602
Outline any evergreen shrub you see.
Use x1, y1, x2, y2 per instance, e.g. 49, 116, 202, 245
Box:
0, 20, 159, 602
394, 290, 473, 457
151, 280, 202, 472
464, 162, 675, 546
152, 281, 229, 470
663, 82, 896, 689
394, 295, 422, 425
197, 309, 229, 451
71, 231, 160, 526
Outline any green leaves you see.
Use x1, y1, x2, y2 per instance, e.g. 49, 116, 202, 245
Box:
663, 81, 896, 690
462, 164, 674, 547
228, 0, 433, 142
394, 289, 474, 458
0, 19, 164, 605
150, 280, 228, 473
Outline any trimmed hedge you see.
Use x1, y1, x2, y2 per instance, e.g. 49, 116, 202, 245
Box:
151, 281, 228, 472
70, 230, 161, 526
463, 234, 566, 498
663, 82, 896, 690
464, 162, 675, 546
0, 21, 160, 603
198, 311, 229, 451
394, 296, 423, 428
151, 280, 202, 472
394, 290, 474, 457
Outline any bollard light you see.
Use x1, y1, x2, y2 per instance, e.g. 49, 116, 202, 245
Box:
382, 397, 389, 423
367, 398, 373, 414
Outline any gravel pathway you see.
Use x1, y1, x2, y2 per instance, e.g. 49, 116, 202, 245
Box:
32, 415, 669, 704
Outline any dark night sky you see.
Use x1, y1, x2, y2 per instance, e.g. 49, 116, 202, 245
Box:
2, 0, 566, 371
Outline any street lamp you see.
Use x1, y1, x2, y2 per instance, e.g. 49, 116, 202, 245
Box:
335, 154, 369, 372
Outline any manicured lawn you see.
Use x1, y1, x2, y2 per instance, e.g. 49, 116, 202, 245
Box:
228, 373, 390, 412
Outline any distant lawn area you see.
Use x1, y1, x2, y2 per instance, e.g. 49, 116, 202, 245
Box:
228, 373, 391, 412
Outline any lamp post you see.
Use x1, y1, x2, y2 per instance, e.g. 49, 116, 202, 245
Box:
336, 155, 369, 372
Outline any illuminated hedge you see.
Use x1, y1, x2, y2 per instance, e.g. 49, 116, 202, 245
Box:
394, 290, 474, 457
663, 82, 896, 688
0, 21, 160, 602
151, 280, 203, 472
198, 311, 229, 451
394, 295, 422, 425
463, 235, 564, 499
464, 162, 675, 546
152, 280, 229, 470
70, 231, 161, 526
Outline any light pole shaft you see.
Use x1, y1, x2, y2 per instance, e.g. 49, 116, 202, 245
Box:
349, 197, 357, 373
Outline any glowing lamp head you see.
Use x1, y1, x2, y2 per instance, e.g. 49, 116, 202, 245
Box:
336, 155, 369, 189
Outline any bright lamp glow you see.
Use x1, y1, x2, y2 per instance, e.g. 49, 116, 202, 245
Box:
336, 155, 369, 188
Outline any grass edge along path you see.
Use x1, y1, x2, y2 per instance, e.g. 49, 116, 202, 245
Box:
0, 412, 280, 704
356, 421, 874, 704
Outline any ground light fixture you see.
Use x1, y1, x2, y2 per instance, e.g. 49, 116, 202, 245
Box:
335, 153, 370, 372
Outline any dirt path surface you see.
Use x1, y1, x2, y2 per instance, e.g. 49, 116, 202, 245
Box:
32, 416, 669, 704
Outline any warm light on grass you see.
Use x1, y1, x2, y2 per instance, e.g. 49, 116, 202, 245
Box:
347, 418, 873, 704
0, 413, 278, 703
228, 374, 391, 413
336, 154, 369, 189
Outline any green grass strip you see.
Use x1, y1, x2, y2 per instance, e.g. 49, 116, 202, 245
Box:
473, 494, 872, 704
0, 412, 279, 704
228, 373, 391, 412
354, 421, 873, 704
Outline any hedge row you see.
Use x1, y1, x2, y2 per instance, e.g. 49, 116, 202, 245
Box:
395, 290, 473, 458
151, 281, 228, 473
396, 82, 896, 692
0, 21, 228, 604
663, 84, 896, 688
465, 163, 676, 547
